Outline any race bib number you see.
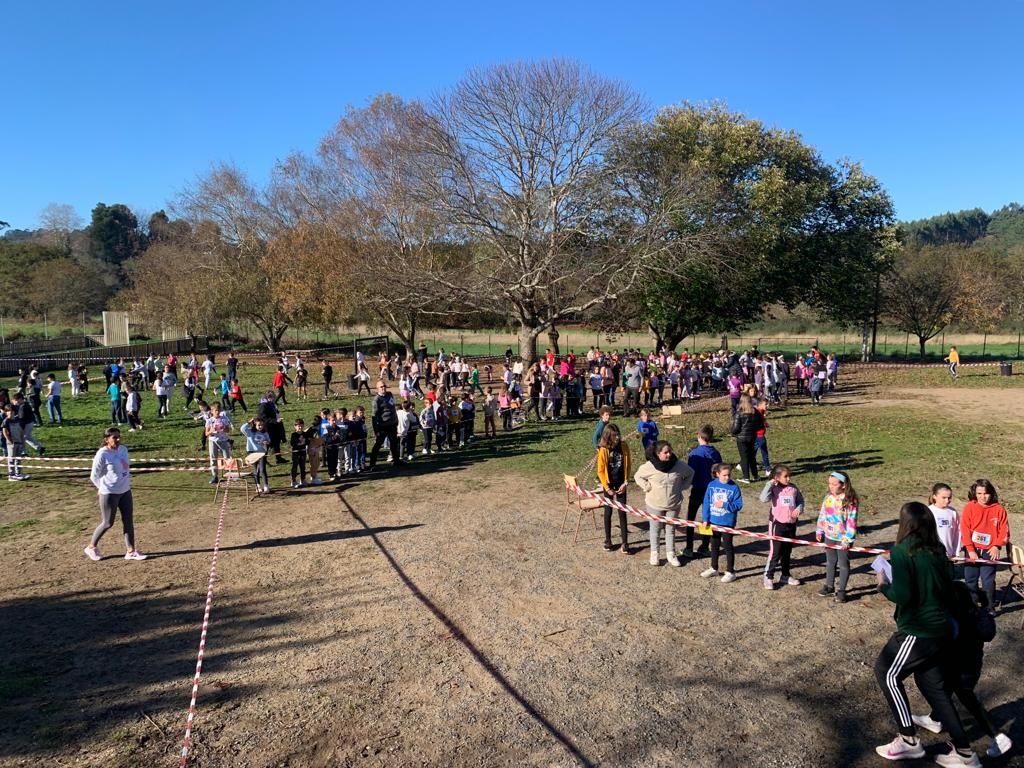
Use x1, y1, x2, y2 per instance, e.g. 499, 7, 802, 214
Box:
971, 531, 992, 547
712, 490, 727, 509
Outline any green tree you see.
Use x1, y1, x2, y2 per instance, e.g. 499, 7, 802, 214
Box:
986, 202, 1024, 248
609, 103, 895, 352
89, 203, 145, 265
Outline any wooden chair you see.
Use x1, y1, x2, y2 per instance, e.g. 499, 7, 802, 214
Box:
213, 457, 252, 508
562, 474, 603, 543
997, 544, 1024, 628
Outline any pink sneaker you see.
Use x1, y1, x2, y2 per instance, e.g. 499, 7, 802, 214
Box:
124, 551, 148, 561
84, 546, 102, 562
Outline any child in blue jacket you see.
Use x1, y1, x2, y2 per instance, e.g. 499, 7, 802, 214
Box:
636, 408, 659, 452
700, 463, 743, 583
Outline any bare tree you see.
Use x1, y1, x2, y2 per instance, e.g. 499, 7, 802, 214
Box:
884, 245, 964, 357
38, 203, 84, 253
271, 95, 446, 353
419, 59, 652, 361
171, 165, 292, 351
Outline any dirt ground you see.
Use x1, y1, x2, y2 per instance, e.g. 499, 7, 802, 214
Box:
1, 385, 1023, 767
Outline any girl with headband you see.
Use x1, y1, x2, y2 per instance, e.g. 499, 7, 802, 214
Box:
815, 471, 859, 603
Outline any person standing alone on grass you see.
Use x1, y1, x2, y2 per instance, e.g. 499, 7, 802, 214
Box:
83, 428, 147, 562
273, 365, 292, 405
944, 345, 960, 380
730, 394, 761, 484
45, 374, 63, 426
873, 502, 981, 767
321, 360, 333, 399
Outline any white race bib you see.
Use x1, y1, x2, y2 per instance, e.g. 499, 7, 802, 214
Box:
971, 531, 992, 547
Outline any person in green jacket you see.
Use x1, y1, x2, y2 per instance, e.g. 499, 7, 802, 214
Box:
873, 501, 981, 767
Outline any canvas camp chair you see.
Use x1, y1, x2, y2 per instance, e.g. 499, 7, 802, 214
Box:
562, 473, 604, 543
997, 544, 1024, 628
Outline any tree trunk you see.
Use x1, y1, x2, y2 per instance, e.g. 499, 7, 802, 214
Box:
518, 323, 539, 364
548, 324, 560, 356
919, 336, 927, 358
648, 323, 665, 354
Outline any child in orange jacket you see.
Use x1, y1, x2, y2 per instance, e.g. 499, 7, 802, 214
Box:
960, 478, 1010, 609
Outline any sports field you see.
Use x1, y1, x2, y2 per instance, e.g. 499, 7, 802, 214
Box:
0, 364, 1022, 767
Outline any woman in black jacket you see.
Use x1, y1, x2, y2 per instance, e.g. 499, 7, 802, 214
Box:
730, 394, 762, 484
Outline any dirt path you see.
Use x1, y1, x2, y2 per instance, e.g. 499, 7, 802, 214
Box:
1, 401, 1023, 766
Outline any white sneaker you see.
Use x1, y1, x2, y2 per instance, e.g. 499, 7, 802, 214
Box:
666, 554, 682, 567
83, 546, 102, 562
735, 463, 742, 470
721, 572, 736, 583
124, 551, 148, 561
700, 568, 718, 578
650, 552, 660, 566
986, 734, 1012, 757
421, 448, 428, 455
912, 713, 943, 734
933, 746, 981, 767
263, 484, 271, 494
291, 481, 298, 488
875, 735, 925, 761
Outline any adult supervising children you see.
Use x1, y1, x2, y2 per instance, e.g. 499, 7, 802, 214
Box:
83, 428, 147, 562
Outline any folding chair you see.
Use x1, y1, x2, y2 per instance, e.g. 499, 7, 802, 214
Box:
562, 474, 603, 543
997, 544, 1024, 628
213, 457, 252, 508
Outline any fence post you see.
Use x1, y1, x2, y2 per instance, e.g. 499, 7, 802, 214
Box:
982, 332, 987, 356
1018, 330, 1021, 359
488, 333, 492, 357
884, 334, 888, 354
842, 335, 846, 357
905, 334, 909, 357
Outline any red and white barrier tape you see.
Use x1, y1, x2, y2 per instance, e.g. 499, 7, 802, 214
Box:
566, 482, 1014, 565
15, 464, 212, 473
19, 455, 206, 464
178, 478, 231, 767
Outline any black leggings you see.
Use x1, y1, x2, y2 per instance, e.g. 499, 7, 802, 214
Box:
874, 633, 969, 748
91, 491, 135, 549
710, 531, 734, 573
764, 520, 797, 579
603, 488, 628, 548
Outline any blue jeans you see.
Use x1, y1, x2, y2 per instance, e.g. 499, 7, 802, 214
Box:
755, 435, 771, 473
963, 551, 998, 608
47, 396, 63, 424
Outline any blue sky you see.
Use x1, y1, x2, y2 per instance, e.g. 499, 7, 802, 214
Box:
2, 1, 1021, 230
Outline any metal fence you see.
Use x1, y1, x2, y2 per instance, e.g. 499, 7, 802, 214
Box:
0, 335, 101, 358
0, 337, 208, 376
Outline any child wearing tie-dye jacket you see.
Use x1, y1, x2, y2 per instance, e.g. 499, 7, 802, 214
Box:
815, 471, 859, 603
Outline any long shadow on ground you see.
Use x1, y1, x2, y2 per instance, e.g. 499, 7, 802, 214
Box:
336, 489, 596, 767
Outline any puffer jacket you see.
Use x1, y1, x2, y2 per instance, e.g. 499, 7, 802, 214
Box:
730, 409, 763, 442
634, 459, 694, 511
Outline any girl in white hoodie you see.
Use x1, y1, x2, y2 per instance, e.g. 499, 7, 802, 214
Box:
634, 440, 694, 567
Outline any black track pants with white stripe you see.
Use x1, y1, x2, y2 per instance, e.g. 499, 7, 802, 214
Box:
873, 632, 969, 748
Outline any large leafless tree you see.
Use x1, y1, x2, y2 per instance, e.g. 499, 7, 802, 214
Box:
418, 59, 657, 361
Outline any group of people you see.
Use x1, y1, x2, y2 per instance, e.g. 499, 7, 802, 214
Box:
585, 365, 1013, 766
